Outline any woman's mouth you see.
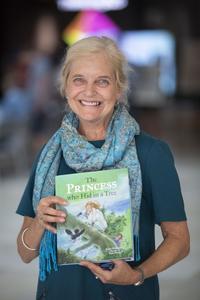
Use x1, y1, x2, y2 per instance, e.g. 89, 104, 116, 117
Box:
79, 100, 101, 106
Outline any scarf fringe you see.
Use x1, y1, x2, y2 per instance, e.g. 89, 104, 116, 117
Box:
134, 235, 141, 261
39, 231, 58, 281
132, 210, 141, 261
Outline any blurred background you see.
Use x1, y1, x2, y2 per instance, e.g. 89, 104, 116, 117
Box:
0, 0, 199, 299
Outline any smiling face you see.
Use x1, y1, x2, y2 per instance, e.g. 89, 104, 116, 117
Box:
65, 52, 121, 133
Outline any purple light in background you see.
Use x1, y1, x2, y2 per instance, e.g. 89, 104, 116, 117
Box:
62, 10, 120, 45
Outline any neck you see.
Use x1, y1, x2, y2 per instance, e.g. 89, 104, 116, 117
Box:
78, 122, 108, 141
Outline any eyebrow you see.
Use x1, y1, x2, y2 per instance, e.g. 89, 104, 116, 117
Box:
72, 74, 84, 77
97, 76, 112, 80
72, 74, 113, 80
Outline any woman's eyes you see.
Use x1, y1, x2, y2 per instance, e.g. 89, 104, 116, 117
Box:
96, 79, 109, 87
73, 77, 85, 85
72, 78, 110, 87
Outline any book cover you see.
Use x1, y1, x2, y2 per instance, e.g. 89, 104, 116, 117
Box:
55, 168, 134, 265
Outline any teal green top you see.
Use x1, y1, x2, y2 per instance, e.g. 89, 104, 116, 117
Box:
16, 132, 186, 300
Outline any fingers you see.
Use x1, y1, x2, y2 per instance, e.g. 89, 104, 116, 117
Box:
41, 214, 66, 224
40, 196, 68, 207
80, 261, 112, 283
42, 223, 57, 234
36, 196, 67, 233
80, 261, 103, 274
111, 259, 123, 268
44, 206, 66, 218
80, 260, 134, 285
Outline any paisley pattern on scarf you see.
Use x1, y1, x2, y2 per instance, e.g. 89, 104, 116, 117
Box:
32, 103, 142, 281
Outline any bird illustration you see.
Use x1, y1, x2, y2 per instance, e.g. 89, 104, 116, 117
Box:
65, 228, 85, 240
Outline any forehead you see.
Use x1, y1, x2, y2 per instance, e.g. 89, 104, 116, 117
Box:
69, 53, 114, 77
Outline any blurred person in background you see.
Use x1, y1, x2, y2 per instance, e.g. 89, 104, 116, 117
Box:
27, 14, 61, 152
16, 36, 190, 300
0, 15, 60, 127
0, 51, 33, 175
0, 51, 32, 124
0, 15, 61, 174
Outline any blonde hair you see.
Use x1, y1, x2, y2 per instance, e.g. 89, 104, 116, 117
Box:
85, 201, 101, 210
59, 36, 130, 104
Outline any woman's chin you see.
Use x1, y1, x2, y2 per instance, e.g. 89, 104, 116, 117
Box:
79, 115, 102, 125
76, 108, 103, 122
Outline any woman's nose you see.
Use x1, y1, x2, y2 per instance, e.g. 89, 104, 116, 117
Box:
84, 82, 96, 97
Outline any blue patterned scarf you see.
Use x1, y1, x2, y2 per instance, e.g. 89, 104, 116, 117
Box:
32, 103, 142, 281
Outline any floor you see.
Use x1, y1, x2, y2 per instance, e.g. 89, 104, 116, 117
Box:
0, 104, 200, 300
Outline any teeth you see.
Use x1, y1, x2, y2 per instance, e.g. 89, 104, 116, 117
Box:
80, 100, 100, 106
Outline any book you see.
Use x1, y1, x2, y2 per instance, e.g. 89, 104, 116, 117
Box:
55, 168, 134, 265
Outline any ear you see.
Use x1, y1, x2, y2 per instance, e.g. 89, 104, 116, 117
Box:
64, 88, 68, 99
115, 94, 122, 105
116, 87, 122, 102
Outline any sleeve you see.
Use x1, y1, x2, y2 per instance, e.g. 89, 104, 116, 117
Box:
145, 140, 187, 224
16, 150, 42, 218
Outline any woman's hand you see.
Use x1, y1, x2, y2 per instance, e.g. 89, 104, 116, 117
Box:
17, 197, 67, 263
80, 260, 140, 285
36, 196, 67, 234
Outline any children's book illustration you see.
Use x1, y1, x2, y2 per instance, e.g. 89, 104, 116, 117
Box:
56, 168, 134, 265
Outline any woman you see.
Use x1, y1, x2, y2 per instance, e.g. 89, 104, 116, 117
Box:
16, 36, 190, 300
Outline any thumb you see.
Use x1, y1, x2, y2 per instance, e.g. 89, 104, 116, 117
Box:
112, 260, 124, 268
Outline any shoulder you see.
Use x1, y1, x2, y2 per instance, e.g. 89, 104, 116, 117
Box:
135, 131, 158, 157
135, 133, 186, 223
136, 131, 170, 151
135, 131, 176, 187
135, 131, 174, 166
